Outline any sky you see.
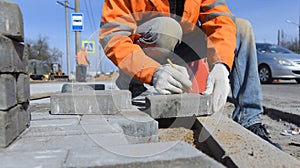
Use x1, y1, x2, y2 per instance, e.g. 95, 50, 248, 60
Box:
9, 0, 300, 74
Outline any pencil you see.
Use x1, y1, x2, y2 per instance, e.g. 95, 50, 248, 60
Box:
167, 58, 176, 69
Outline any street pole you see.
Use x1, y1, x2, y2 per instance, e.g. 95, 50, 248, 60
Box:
65, 0, 71, 80
75, 0, 81, 54
298, 25, 300, 53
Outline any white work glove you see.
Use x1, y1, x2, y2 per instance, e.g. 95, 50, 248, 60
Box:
153, 64, 192, 94
202, 63, 230, 113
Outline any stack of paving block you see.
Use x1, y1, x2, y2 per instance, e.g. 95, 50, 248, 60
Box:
0, 0, 30, 147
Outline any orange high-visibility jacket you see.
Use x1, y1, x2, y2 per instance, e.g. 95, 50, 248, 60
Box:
76, 50, 90, 66
100, 0, 236, 84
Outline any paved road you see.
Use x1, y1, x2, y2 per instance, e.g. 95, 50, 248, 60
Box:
261, 80, 300, 119
261, 80, 300, 101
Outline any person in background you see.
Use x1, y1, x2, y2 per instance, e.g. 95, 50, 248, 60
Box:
76, 46, 90, 82
100, 0, 281, 149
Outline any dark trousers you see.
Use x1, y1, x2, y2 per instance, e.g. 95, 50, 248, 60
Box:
76, 64, 87, 82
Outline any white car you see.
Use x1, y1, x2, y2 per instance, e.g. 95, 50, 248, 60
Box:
256, 43, 300, 84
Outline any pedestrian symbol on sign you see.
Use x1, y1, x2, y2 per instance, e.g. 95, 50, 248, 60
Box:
82, 41, 95, 54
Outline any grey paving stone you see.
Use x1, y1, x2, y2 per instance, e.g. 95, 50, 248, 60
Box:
144, 94, 213, 119
30, 118, 80, 127
0, 74, 16, 110
16, 105, 30, 134
81, 111, 158, 144
0, 149, 68, 168
0, 0, 24, 42
0, 35, 26, 72
65, 141, 225, 168
61, 83, 105, 93
50, 90, 132, 115
6, 134, 99, 151
0, 105, 30, 148
30, 111, 80, 121
0, 107, 18, 147
16, 74, 30, 104
22, 124, 86, 137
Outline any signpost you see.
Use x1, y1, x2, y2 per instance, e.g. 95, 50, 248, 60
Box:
71, 13, 83, 32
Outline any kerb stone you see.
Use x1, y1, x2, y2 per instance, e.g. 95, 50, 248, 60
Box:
0, 74, 16, 110
144, 94, 213, 119
0, 0, 24, 42
0, 35, 26, 73
50, 90, 132, 115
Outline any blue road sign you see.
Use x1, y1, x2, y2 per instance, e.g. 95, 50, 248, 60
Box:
82, 41, 95, 54
71, 13, 84, 31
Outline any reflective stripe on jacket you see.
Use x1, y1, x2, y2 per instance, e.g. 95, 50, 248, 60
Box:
100, 0, 236, 84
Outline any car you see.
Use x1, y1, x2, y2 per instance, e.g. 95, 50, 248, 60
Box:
256, 43, 300, 84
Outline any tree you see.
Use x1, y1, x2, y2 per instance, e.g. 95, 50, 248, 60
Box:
278, 31, 299, 54
26, 35, 63, 63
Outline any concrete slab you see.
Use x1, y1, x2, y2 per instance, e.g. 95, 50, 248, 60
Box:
50, 90, 132, 115
0, 35, 26, 73
61, 83, 105, 93
6, 134, 99, 151
0, 74, 16, 110
196, 112, 300, 167
80, 111, 158, 144
144, 94, 212, 119
0, 149, 68, 168
65, 141, 225, 168
16, 74, 30, 104
0, 0, 24, 42
0, 107, 18, 147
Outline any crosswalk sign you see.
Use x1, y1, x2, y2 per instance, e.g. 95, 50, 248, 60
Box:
82, 41, 95, 54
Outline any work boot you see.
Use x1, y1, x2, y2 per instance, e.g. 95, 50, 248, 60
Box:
246, 123, 282, 150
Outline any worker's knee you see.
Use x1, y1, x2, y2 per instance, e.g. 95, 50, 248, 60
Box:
136, 17, 182, 51
236, 18, 253, 34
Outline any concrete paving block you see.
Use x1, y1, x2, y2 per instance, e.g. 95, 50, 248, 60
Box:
16, 105, 30, 134
16, 74, 30, 104
0, 149, 68, 168
65, 141, 225, 168
0, 107, 18, 147
80, 111, 158, 144
22, 124, 86, 137
61, 83, 105, 93
0, 105, 30, 147
196, 113, 300, 167
144, 94, 212, 119
0, 35, 26, 72
0, 0, 24, 42
0, 74, 17, 110
6, 134, 99, 151
50, 90, 132, 115
30, 110, 80, 119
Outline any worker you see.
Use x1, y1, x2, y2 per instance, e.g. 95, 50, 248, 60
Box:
99, 0, 281, 149
76, 46, 90, 82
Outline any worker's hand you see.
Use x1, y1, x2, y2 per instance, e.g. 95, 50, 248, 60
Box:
202, 63, 230, 113
152, 64, 192, 94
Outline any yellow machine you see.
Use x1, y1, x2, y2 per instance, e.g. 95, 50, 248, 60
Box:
49, 63, 68, 80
